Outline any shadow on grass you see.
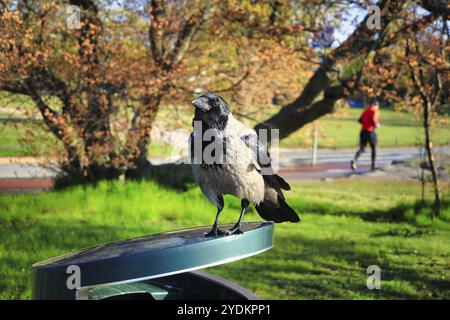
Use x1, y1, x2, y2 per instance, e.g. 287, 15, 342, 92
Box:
361, 199, 450, 224
214, 233, 450, 299
292, 198, 450, 225
371, 226, 434, 237
54, 163, 195, 191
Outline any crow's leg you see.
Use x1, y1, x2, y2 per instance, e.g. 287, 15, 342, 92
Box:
204, 197, 226, 237
204, 207, 226, 237
227, 199, 250, 235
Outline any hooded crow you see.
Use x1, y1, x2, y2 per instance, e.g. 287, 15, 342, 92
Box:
189, 93, 300, 237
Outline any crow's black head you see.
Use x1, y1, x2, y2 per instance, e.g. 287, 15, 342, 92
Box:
192, 93, 230, 130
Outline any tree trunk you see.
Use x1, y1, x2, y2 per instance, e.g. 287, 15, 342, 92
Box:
255, 79, 344, 140
125, 97, 162, 179
423, 100, 441, 215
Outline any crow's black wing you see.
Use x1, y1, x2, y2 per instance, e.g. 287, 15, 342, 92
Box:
241, 134, 290, 191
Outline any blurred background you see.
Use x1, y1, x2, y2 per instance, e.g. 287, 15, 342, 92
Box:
0, 0, 449, 299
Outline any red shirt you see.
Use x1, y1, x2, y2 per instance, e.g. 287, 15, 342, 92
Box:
360, 107, 379, 132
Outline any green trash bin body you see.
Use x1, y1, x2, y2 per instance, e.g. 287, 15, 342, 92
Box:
32, 222, 273, 300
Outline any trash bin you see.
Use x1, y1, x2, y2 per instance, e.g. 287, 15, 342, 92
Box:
32, 222, 273, 300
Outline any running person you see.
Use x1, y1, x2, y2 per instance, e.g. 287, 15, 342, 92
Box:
351, 99, 380, 171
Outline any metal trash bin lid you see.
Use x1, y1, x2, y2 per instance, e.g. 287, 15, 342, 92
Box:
32, 222, 273, 299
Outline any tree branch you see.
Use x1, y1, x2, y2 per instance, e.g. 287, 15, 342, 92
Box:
255, 0, 443, 140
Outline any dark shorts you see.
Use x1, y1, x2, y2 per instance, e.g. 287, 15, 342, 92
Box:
359, 130, 377, 151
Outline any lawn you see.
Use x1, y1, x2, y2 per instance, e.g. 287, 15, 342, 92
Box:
0, 179, 449, 299
0, 121, 30, 157
0, 121, 56, 157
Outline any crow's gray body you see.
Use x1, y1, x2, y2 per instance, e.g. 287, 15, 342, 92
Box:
191, 114, 265, 207
189, 93, 300, 236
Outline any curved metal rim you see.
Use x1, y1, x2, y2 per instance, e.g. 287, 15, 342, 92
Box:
33, 222, 272, 269
75, 245, 272, 299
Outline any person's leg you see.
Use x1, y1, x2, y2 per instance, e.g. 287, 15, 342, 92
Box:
354, 147, 364, 161
369, 132, 377, 170
352, 131, 367, 170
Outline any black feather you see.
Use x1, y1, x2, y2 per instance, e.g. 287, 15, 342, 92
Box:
241, 134, 290, 191
255, 194, 300, 223
275, 175, 291, 191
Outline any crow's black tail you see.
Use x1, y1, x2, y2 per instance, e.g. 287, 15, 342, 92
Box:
255, 194, 300, 223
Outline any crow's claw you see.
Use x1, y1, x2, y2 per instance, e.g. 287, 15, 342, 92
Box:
204, 227, 227, 237
226, 227, 244, 235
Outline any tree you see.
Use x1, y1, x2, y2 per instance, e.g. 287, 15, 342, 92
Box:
400, 7, 448, 214
0, 0, 330, 183
255, 0, 449, 140
0, 0, 215, 181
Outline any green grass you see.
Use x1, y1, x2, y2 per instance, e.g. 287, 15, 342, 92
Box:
0, 122, 28, 156
0, 179, 449, 299
281, 108, 450, 148
0, 121, 56, 157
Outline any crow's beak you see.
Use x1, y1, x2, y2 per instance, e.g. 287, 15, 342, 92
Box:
192, 97, 211, 111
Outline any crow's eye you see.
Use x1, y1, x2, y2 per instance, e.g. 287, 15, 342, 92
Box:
211, 97, 219, 107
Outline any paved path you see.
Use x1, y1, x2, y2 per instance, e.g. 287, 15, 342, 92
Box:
278, 160, 387, 180
0, 161, 55, 179
0, 178, 53, 194
1, 146, 448, 180
277, 145, 450, 166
